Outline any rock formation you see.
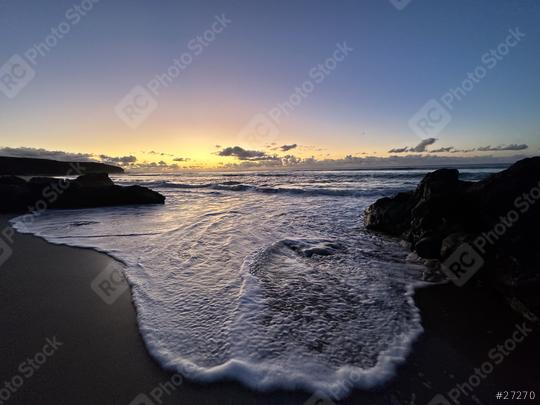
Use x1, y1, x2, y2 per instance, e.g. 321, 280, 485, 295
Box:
0, 173, 165, 212
365, 157, 540, 312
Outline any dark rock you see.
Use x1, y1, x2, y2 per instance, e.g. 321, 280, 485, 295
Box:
0, 176, 27, 185
0, 174, 165, 212
364, 157, 540, 308
414, 168, 461, 200
72, 173, 115, 188
28, 177, 64, 186
0, 182, 33, 212
364, 191, 415, 235
415, 236, 442, 259
0, 156, 123, 175
53, 185, 165, 208
440, 232, 470, 259
123, 185, 166, 204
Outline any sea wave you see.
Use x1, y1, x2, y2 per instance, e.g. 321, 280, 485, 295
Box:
128, 180, 412, 198
38, 232, 425, 399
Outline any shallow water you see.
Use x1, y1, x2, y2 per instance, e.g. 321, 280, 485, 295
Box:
11, 168, 496, 398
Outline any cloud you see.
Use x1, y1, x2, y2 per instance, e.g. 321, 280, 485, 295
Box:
0, 146, 194, 171
221, 153, 529, 170
280, 144, 298, 152
0, 147, 143, 168
129, 161, 179, 171
99, 155, 137, 165
409, 138, 438, 152
388, 147, 409, 153
389, 138, 442, 153
477, 144, 528, 151
388, 142, 528, 155
217, 146, 274, 161
145, 150, 174, 157
429, 147, 454, 153
0, 146, 95, 161
281, 154, 302, 165
450, 148, 476, 153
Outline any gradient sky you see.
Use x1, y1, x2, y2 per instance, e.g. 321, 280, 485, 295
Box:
0, 0, 539, 170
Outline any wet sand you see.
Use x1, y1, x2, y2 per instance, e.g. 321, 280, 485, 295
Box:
0, 214, 538, 405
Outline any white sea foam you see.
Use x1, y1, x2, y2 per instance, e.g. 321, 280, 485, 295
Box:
9, 169, 494, 399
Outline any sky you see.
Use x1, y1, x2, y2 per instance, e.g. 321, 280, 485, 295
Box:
0, 0, 539, 171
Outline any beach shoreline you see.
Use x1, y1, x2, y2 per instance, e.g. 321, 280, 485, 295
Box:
1, 213, 538, 405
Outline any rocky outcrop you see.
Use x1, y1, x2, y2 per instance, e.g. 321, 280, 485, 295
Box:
365, 157, 540, 310
0, 173, 165, 212
363, 191, 416, 236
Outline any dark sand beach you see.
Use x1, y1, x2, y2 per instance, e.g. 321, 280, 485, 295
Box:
1, 214, 538, 405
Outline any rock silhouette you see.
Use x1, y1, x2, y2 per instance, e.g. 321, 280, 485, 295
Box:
0, 173, 165, 212
365, 157, 540, 312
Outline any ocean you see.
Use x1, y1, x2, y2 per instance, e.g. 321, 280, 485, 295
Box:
10, 167, 498, 399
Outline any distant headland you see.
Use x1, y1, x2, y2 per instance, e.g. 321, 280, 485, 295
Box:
0, 156, 124, 176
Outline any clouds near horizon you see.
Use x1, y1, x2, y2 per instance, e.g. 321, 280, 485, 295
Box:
430, 147, 454, 153
388, 139, 529, 155
388, 147, 409, 154
280, 144, 298, 152
409, 138, 438, 153
221, 152, 529, 170
0, 146, 94, 162
99, 155, 137, 165
388, 138, 438, 153
0, 146, 147, 168
217, 146, 278, 161
477, 144, 528, 151
0, 145, 535, 172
